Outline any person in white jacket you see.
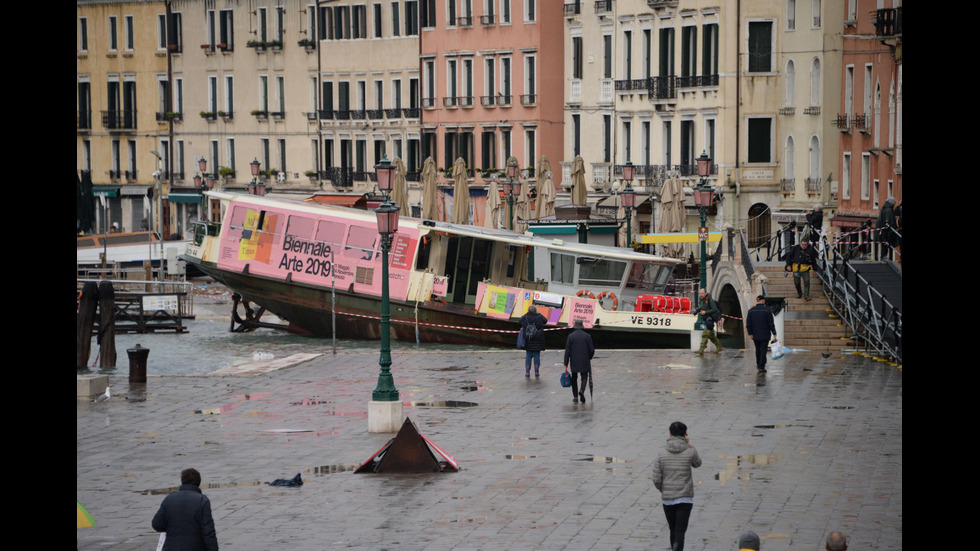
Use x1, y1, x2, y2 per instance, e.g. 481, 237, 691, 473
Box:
652, 421, 702, 551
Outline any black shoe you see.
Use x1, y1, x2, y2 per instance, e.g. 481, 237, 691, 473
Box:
534, 371, 539, 377
573, 396, 580, 403
758, 368, 767, 373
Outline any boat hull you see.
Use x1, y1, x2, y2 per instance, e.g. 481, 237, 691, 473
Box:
188, 258, 690, 350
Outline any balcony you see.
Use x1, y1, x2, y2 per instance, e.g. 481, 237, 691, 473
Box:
803, 106, 821, 115
318, 109, 334, 120
270, 111, 284, 120
599, 79, 614, 103
422, 97, 436, 109
443, 97, 459, 108
456, 15, 473, 26
481, 95, 497, 107
594, 0, 613, 14
805, 177, 821, 193
852, 113, 868, 132
563, 3, 581, 16
403, 108, 420, 118
497, 94, 512, 107
459, 96, 474, 108
874, 7, 902, 38
102, 109, 137, 130
125, 170, 138, 181
834, 114, 850, 131
385, 108, 403, 119
335, 110, 351, 120
520, 94, 537, 106
480, 14, 495, 26
350, 110, 366, 120
156, 111, 184, 123
781, 178, 795, 192
676, 74, 718, 88
367, 109, 384, 119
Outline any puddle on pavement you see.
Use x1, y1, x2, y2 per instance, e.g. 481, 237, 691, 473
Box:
408, 400, 478, 408
659, 364, 695, 370
425, 366, 469, 372
715, 454, 780, 485
824, 405, 855, 410
142, 481, 264, 495
504, 454, 540, 460
573, 455, 629, 464
753, 424, 814, 429
460, 381, 488, 392
260, 428, 313, 433
308, 464, 359, 475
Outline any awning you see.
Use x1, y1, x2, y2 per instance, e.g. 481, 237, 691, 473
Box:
92, 185, 120, 197
167, 192, 205, 204
830, 214, 874, 229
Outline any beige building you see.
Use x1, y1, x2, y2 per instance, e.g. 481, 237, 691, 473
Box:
564, 0, 803, 252
771, 0, 843, 237
315, 0, 423, 207
77, 0, 170, 234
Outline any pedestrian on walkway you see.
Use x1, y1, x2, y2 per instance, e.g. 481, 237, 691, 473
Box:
695, 288, 723, 355
825, 531, 848, 550
738, 530, 761, 550
652, 421, 702, 551
152, 468, 219, 551
745, 295, 777, 373
563, 319, 594, 403
784, 238, 818, 301
805, 204, 823, 243
519, 305, 547, 377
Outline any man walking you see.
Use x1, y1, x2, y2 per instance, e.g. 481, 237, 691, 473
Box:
745, 295, 777, 373
152, 468, 219, 551
652, 421, 702, 551
784, 238, 818, 301
563, 319, 594, 403
738, 530, 762, 550
825, 531, 848, 550
519, 305, 548, 377
695, 288, 723, 355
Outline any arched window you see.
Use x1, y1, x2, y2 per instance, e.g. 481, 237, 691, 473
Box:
747, 203, 771, 249
808, 135, 820, 191
810, 58, 821, 106
785, 60, 795, 107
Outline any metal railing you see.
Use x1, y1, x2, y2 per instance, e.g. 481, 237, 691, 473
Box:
817, 234, 902, 363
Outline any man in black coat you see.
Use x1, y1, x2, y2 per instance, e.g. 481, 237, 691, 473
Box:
564, 320, 595, 403
745, 295, 777, 373
152, 468, 219, 551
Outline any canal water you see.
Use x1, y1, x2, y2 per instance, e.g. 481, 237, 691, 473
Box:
83, 282, 502, 376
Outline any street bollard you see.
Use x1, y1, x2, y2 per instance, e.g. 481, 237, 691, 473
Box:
127, 344, 150, 383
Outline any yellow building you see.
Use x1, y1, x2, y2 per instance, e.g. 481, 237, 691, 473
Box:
77, 0, 170, 235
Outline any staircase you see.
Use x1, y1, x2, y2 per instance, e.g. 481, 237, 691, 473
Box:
755, 263, 853, 355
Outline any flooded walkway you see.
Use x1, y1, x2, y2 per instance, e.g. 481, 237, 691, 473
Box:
77, 347, 901, 550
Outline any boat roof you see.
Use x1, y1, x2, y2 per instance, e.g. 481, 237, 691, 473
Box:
206, 191, 683, 266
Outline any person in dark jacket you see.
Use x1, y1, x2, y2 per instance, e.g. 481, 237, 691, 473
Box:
152, 468, 219, 551
805, 204, 823, 243
519, 305, 548, 377
563, 319, 595, 403
876, 197, 898, 259
784, 238, 818, 301
652, 421, 702, 551
745, 295, 777, 373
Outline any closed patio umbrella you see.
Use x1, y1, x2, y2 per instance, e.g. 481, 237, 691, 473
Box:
391, 157, 409, 216
451, 157, 470, 225
484, 177, 501, 229
421, 156, 438, 220
571, 155, 587, 206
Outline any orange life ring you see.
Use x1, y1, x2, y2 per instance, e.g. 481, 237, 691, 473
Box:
576, 290, 596, 300
596, 291, 619, 310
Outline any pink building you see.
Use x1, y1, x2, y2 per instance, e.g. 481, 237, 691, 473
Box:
419, 0, 564, 223
832, 1, 902, 236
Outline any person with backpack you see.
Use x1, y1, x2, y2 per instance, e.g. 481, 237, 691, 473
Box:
695, 288, 723, 355
519, 305, 547, 377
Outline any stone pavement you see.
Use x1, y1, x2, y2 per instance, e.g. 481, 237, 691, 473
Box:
77, 347, 902, 550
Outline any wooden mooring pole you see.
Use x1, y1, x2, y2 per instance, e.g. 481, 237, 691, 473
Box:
97, 281, 117, 368
76, 281, 98, 370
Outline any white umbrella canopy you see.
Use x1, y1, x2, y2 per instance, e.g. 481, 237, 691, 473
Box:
513, 178, 531, 233
571, 155, 587, 206
537, 173, 556, 218
391, 157, 409, 216
421, 156, 438, 220
658, 177, 686, 257
484, 177, 501, 229
451, 157, 470, 225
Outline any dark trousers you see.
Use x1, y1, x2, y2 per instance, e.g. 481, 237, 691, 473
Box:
570, 370, 590, 399
753, 339, 770, 369
663, 502, 693, 551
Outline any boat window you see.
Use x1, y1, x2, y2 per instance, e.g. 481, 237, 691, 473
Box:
316, 220, 346, 249
625, 262, 671, 292
226, 206, 251, 240
345, 225, 378, 260
550, 253, 575, 284
285, 215, 315, 240
578, 258, 627, 287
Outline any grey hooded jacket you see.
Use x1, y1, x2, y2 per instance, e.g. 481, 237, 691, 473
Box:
652, 436, 702, 501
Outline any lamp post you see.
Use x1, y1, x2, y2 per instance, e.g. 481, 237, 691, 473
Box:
505, 157, 521, 231
693, 151, 714, 328
621, 162, 636, 249
249, 158, 262, 195
369, 155, 402, 433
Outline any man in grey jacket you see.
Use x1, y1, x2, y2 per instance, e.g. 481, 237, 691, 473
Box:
652, 421, 702, 551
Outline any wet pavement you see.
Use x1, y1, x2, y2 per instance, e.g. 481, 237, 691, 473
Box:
77, 347, 902, 550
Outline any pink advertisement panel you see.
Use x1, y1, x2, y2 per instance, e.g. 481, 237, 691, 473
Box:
215, 200, 419, 301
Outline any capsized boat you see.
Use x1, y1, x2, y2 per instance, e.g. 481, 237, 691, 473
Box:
182, 191, 697, 348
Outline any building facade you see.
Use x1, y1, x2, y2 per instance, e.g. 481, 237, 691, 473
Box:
832, 0, 902, 234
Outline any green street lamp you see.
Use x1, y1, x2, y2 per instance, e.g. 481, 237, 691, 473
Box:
372, 155, 399, 402
505, 157, 521, 231
693, 151, 714, 328
621, 162, 636, 249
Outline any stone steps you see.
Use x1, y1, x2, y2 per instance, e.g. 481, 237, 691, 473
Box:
755, 265, 852, 354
